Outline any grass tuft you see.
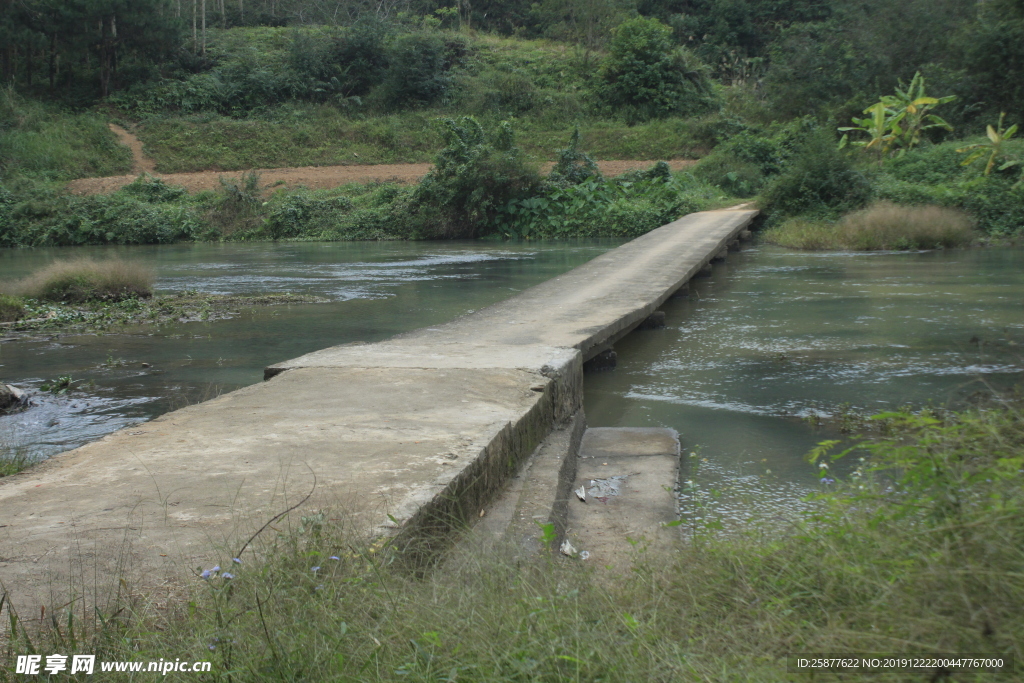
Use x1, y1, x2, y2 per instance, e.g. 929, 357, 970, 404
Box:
762, 202, 976, 251
837, 201, 975, 250
760, 216, 844, 250
12, 258, 153, 303
0, 293, 26, 322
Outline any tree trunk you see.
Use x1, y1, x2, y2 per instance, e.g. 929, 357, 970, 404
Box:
201, 0, 206, 54
3, 39, 13, 84
48, 32, 55, 89
192, 0, 197, 51
239, 0, 243, 24
25, 39, 32, 87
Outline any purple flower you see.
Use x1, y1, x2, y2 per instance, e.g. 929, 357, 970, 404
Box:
222, 572, 235, 580
232, 557, 242, 564
311, 566, 321, 573
329, 556, 340, 561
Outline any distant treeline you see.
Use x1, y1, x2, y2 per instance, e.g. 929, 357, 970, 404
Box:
1, 0, 1022, 125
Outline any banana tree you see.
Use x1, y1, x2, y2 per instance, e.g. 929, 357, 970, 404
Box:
880, 72, 955, 151
838, 102, 900, 164
958, 113, 1021, 182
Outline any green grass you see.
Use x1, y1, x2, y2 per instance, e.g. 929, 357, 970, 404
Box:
0, 429, 32, 476
0, 88, 132, 181
5, 402, 1021, 680
136, 111, 717, 173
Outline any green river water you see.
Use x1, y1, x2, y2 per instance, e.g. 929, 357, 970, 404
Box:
2, 241, 1022, 523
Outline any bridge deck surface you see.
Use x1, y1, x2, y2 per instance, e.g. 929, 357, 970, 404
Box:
0, 209, 755, 610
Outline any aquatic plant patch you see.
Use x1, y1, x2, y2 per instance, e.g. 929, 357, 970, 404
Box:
1, 292, 327, 338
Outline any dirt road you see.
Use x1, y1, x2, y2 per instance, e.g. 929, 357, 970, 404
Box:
68, 125, 696, 195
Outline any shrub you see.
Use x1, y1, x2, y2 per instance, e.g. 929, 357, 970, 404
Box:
0, 293, 26, 322
693, 153, 764, 197
759, 128, 872, 219
15, 258, 154, 303
376, 33, 467, 108
837, 201, 975, 250
598, 17, 718, 121
411, 118, 541, 238
547, 127, 601, 186
498, 169, 715, 239
213, 171, 264, 236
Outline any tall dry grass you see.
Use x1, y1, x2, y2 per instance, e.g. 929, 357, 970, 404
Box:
837, 201, 975, 250
762, 202, 976, 251
11, 258, 153, 303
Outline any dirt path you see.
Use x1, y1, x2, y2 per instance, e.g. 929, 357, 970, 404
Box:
108, 123, 156, 174
70, 126, 697, 195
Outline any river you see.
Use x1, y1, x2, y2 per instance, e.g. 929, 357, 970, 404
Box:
2, 241, 1022, 523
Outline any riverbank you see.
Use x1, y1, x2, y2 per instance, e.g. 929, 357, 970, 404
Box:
0, 291, 327, 338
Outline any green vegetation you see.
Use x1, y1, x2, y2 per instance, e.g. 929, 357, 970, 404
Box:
0, 445, 31, 477
764, 202, 976, 251
0, 291, 326, 337
597, 16, 717, 122
5, 400, 1020, 679
0, 293, 25, 322
0, 89, 132, 181
2, 0, 1018, 246
9, 258, 153, 303
1, 125, 722, 247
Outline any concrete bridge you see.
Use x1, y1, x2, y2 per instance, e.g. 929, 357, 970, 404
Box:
0, 208, 756, 612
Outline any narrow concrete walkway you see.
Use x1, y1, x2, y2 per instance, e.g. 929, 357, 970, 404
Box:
0, 208, 755, 614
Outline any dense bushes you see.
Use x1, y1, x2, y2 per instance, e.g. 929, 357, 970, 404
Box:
409, 118, 542, 238
0, 177, 210, 247
753, 122, 1024, 247
759, 128, 872, 219
497, 170, 715, 239
598, 17, 718, 121
375, 33, 467, 108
